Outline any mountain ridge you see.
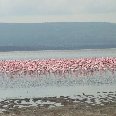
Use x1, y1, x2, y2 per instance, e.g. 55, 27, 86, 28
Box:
0, 22, 116, 51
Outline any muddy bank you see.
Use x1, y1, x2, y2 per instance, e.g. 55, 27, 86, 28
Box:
0, 91, 116, 116
0, 102, 116, 116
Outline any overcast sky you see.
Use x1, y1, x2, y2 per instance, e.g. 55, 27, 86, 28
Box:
0, 0, 116, 23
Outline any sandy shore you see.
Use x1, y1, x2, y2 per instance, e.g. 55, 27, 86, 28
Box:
0, 91, 116, 116
1, 104, 116, 116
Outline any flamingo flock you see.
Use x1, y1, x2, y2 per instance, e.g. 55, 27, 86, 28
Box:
0, 57, 116, 78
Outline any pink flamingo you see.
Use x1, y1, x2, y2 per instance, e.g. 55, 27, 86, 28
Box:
0, 57, 116, 78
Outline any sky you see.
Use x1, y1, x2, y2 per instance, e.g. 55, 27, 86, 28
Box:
0, 0, 116, 23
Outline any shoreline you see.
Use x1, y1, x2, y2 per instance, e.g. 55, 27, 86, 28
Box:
0, 48, 116, 53
0, 92, 116, 116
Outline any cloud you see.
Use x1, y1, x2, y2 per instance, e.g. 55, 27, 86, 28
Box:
0, 0, 116, 22
0, 0, 72, 16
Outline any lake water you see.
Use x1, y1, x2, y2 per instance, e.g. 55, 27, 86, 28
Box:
1, 48, 116, 60
0, 49, 116, 102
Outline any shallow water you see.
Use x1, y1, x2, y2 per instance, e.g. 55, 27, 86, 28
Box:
0, 49, 116, 103
0, 48, 116, 60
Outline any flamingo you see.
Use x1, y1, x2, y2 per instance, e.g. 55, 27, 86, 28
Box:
0, 57, 116, 78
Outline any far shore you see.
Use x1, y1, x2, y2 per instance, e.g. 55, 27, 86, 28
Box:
0, 48, 116, 53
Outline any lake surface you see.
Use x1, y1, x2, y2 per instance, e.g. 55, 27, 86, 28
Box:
1, 48, 116, 60
0, 49, 116, 102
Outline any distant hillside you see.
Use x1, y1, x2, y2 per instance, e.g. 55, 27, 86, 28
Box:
0, 22, 116, 51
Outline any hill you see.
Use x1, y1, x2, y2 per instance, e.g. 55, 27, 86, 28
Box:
0, 22, 116, 51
